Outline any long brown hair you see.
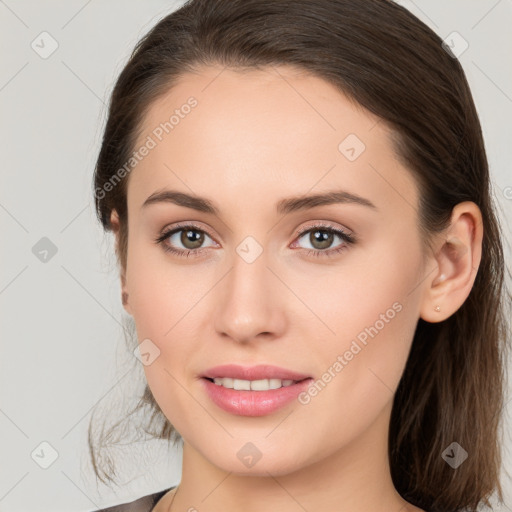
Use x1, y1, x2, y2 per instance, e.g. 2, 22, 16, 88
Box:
90, 1, 511, 510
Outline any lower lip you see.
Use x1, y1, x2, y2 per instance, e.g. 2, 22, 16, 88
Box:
201, 377, 313, 416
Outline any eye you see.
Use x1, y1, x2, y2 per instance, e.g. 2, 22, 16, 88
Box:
291, 222, 356, 258
154, 222, 217, 258
154, 221, 356, 259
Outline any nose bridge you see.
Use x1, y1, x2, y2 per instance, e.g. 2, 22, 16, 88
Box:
213, 239, 285, 342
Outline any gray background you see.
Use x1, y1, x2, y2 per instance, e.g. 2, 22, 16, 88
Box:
1, 1, 511, 510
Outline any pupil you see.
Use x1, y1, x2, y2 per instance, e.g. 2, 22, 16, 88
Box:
312, 230, 332, 249
182, 229, 203, 248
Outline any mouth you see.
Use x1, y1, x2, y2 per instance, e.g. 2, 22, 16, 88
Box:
202, 376, 310, 391
200, 363, 312, 382
199, 364, 313, 416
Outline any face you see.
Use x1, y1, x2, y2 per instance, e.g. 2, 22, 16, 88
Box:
115, 64, 430, 476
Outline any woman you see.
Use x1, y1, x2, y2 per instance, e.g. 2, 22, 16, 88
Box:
89, 0, 511, 511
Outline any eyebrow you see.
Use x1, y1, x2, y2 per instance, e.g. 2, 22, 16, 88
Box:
141, 188, 378, 215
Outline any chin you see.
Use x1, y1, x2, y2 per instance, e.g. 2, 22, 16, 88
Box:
200, 441, 311, 477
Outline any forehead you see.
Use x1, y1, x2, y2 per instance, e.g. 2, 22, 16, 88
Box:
129, 64, 418, 220
140, 64, 383, 144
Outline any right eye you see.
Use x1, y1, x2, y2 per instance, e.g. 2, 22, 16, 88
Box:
154, 223, 217, 258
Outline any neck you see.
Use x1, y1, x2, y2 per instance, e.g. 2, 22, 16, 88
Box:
166, 401, 418, 512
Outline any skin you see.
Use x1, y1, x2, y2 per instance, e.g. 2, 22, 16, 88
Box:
109, 64, 483, 512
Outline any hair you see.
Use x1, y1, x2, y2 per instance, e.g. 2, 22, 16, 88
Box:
89, 0, 511, 510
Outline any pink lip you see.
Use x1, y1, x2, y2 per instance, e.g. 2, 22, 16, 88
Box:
200, 364, 311, 381
200, 364, 313, 416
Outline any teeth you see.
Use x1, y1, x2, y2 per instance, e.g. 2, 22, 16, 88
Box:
212, 377, 296, 390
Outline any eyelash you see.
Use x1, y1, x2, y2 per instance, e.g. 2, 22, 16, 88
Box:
154, 221, 356, 259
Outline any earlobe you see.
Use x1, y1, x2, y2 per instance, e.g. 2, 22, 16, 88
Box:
120, 272, 133, 316
110, 209, 120, 234
110, 209, 133, 316
110, 208, 122, 265
419, 201, 483, 323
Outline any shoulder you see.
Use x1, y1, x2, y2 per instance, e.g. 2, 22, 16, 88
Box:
95, 487, 174, 512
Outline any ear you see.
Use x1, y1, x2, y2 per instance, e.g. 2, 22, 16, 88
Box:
419, 201, 483, 323
110, 209, 133, 316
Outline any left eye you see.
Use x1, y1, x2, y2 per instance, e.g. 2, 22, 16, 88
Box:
292, 225, 355, 256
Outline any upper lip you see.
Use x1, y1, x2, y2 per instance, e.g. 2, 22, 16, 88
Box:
201, 364, 312, 381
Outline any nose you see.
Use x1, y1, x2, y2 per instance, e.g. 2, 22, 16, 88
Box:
213, 248, 288, 345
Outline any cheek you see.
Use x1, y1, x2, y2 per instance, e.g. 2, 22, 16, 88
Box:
298, 230, 421, 339
297, 235, 423, 425
127, 260, 208, 431
125, 235, 207, 336
299, 301, 418, 448
125, 242, 211, 389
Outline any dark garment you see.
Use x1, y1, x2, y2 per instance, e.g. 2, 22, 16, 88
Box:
96, 486, 175, 512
